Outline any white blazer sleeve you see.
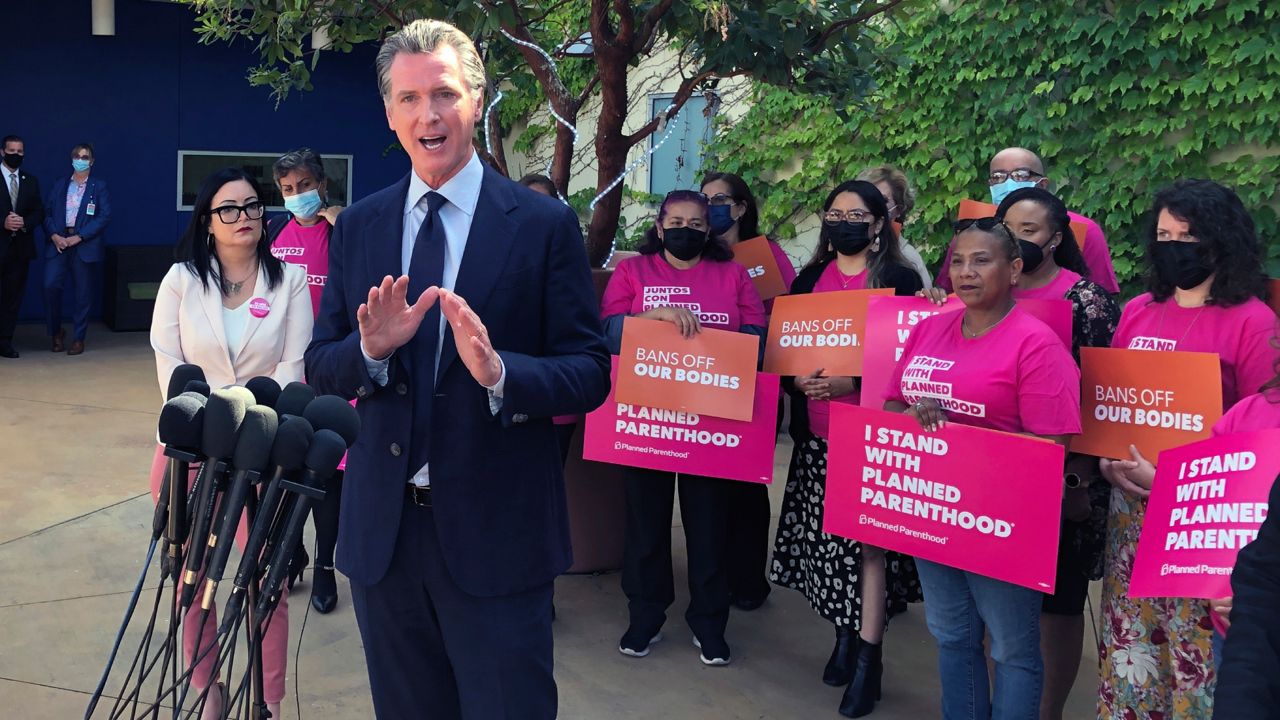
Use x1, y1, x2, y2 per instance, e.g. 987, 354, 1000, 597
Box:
150, 265, 187, 403
270, 267, 314, 388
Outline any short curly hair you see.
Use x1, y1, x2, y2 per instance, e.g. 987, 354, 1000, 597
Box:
1144, 179, 1266, 307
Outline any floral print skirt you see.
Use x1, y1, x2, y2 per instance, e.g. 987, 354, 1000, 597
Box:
769, 433, 923, 629
1098, 488, 1216, 719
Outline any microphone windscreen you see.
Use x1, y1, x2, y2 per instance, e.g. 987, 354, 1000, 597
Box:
271, 416, 314, 470
158, 395, 205, 450
302, 395, 362, 447
183, 380, 211, 398
276, 382, 317, 418
202, 389, 249, 458
304, 429, 348, 477
232, 405, 279, 471
179, 390, 209, 407
166, 364, 206, 401
221, 386, 257, 409
245, 376, 282, 410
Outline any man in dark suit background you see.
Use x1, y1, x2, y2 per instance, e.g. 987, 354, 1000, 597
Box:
43, 142, 111, 355
0, 135, 44, 358
304, 19, 610, 720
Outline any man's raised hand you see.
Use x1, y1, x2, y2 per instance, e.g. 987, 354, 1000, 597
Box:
357, 275, 438, 360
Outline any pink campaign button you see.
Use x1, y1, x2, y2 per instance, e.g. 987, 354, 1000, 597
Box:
249, 297, 271, 318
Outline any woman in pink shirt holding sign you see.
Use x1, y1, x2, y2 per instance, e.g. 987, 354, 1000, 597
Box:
769, 180, 923, 718
700, 171, 796, 614
600, 189, 766, 667
996, 186, 1121, 720
1096, 180, 1274, 720
887, 217, 1081, 720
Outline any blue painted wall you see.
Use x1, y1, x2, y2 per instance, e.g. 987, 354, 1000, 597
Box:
7, 0, 406, 323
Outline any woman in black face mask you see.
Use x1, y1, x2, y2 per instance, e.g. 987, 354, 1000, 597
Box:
769, 180, 922, 717
1095, 179, 1274, 720
600, 190, 767, 666
996, 187, 1122, 720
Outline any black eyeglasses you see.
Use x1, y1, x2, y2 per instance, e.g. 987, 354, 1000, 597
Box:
210, 202, 266, 223
953, 216, 1013, 237
987, 168, 1044, 184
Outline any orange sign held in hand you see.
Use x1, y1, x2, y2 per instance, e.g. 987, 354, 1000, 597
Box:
731, 235, 788, 301
1076, 347, 1224, 460
763, 289, 893, 377
957, 199, 1088, 252
616, 317, 761, 422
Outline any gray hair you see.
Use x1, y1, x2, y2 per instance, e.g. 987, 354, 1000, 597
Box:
376, 19, 487, 102
273, 147, 326, 183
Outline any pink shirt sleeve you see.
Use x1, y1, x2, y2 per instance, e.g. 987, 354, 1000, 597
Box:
1231, 308, 1278, 405
600, 259, 637, 318
1079, 217, 1120, 294
735, 263, 768, 328
935, 241, 955, 292
1016, 336, 1083, 435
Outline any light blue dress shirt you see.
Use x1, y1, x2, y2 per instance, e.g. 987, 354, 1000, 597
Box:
360, 152, 506, 486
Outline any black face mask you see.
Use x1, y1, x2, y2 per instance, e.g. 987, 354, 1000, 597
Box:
662, 227, 709, 262
1151, 240, 1212, 290
2, 153, 21, 169
1018, 239, 1049, 275
829, 221, 873, 256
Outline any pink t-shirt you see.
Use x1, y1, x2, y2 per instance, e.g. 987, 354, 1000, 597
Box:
601, 252, 767, 331
1111, 293, 1276, 410
807, 262, 866, 437
936, 210, 1119, 294
886, 307, 1082, 435
270, 218, 331, 318
1013, 268, 1082, 301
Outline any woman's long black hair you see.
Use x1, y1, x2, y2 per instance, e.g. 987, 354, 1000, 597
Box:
1143, 179, 1266, 307
176, 167, 284, 293
996, 186, 1090, 277
802, 180, 910, 289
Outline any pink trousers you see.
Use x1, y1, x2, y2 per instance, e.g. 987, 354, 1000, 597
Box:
148, 444, 289, 702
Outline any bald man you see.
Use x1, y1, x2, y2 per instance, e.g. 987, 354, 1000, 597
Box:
935, 147, 1120, 293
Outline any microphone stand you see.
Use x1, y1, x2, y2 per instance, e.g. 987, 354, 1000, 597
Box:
243, 487, 269, 719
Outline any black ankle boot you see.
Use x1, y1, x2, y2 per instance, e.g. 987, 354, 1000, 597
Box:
311, 565, 337, 614
823, 627, 858, 686
838, 639, 882, 718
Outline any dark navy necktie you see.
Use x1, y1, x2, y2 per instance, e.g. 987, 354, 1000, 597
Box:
407, 191, 447, 385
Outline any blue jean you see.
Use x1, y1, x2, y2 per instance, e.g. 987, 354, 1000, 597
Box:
43, 246, 97, 340
916, 559, 1043, 720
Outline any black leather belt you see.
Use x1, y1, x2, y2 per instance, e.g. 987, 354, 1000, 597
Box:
406, 484, 433, 507
65, 226, 75, 235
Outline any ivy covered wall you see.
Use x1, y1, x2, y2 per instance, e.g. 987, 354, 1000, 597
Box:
705, 0, 1280, 291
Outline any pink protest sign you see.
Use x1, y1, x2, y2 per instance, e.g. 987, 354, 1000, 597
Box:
825, 404, 1066, 592
1129, 429, 1280, 599
583, 356, 780, 484
860, 296, 961, 410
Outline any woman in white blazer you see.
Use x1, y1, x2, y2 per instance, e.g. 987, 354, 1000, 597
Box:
148, 167, 312, 719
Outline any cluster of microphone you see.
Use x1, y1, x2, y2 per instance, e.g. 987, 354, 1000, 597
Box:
154, 365, 357, 646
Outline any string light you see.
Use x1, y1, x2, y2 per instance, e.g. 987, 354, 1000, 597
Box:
596, 102, 686, 267
499, 28, 576, 205
483, 89, 505, 159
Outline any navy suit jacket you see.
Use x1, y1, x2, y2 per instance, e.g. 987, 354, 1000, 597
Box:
43, 175, 111, 262
304, 164, 610, 597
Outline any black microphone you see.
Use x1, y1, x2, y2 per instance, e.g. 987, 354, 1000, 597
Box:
182, 380, 211, 398
154, 394, 205, 545
302, 394, 362, 448
219, 416, 314, 632
276, 381, 316, 419
254, 429, 346, 618
166, 363, 206, 402
180, 389, 247, 609
245, 376, 283, 410
201, 405, 277, 610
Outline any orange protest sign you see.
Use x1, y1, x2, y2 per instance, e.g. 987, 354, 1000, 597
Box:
1075, 347, 1223, 460
731, 235, 788, 300
762, 289, 893, 377
956, 198, 1089, 252
616, 317, 760, 422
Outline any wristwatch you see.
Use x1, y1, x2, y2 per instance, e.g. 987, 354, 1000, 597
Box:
1064, 472, 1084, 489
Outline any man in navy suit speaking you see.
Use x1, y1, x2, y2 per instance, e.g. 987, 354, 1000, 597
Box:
304, 19, 610, 720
